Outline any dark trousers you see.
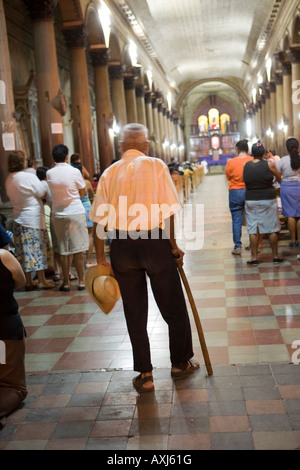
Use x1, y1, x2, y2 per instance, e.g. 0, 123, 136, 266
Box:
110, 231, 194, 372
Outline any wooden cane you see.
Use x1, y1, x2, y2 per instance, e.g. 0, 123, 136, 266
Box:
172, 249, 213, 376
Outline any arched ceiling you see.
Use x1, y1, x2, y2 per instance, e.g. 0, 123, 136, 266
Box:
121, 0, 283, 108
124, 0, 281, 83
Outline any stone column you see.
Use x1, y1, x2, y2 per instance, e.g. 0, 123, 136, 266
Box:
108, 64, 127, 130
260, 93, 266, 140
124, 70, 138, 124
162, 106, 170, 162
253, 104, 258, 139
62, 24, 95, 177
264, 85, 271, 147
269, 81, 276, 150
180, 122, 186, 161
173, 115, 179, 161
281, 59, 293, 137
289, 46, 300, 140
135, 84, 146, 126
0, 0, 17, 201
275, 72, 284, 154
89, 46, 114, 173
168, 111, 174, 160
256, 99, 262, 139
157, 101, 165, 160
144, 91, 155, 157
152, 95, 161, 157
24, 0, 64, 169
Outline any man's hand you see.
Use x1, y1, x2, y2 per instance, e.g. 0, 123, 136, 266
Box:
97, 257, 113, 271
171, 247, 185, 267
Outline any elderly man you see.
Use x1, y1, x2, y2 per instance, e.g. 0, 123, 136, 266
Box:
47, 144, 89, 292
89, 123, 199, 393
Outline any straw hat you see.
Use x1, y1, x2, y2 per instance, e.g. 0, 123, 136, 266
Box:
84, 265, 120, 314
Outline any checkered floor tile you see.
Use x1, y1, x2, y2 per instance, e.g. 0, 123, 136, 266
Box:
1, 174, 300, 450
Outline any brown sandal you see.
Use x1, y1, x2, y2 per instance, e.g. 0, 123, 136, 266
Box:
132, 374, 154, 393
171, 359, 200, 378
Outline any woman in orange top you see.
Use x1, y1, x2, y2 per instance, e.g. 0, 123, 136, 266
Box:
225, 140, 253, 255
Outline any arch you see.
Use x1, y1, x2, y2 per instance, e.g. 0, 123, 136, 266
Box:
143, 72, 150, 90
85, 2, 105, 46
189, 93, 242, 138
176, 78, 249, 114
283, 33, 290, 53
123, 43, 137, 67
270, 55, 277, 81
291, 14, 300, 44
109, 30, 122, 62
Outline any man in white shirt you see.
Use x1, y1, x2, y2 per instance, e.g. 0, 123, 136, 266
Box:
90, 123, 199, 393
47, 145, 89, 291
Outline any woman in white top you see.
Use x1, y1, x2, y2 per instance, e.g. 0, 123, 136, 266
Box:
276, 138, 300, 247
5, 151, 54, 291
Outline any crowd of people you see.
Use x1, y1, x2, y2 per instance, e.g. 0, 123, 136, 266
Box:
1, 147, 98, 292
225, 137, 300, 264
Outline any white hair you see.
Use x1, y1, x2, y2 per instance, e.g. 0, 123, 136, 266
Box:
120, 123, 149, 142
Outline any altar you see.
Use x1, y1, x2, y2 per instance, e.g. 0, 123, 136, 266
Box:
190, 131, 240, 165
189, 106, 240, 166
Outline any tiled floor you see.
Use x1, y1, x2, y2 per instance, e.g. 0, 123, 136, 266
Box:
1, 174, 300, 450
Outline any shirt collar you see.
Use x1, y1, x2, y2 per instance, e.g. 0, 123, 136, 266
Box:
122, 149, 146, 161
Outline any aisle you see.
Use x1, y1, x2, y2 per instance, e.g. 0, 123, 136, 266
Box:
14, 174, 300, 372
1, 174, 300, 451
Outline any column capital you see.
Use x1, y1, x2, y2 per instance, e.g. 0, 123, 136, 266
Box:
157, 102, 163, 112
269, 81, 276, 93
282, 61, 292, 76
274, 51, 286, 64
274, 72, 283, 86
144, 91, 153, 104
256, 98, 262, 109
260, 94, 266, 105
24, 0, 57, 20
162, 106, 167, 116
152, 96, 158, 108
249, 103, 255, 114
108, 64, 126, 80
62, 24, 87, 49
288, 46, 300, 64
126, 66, 142, 79
124, 74, 137, 90
275, 51, 291, 75
89, 47, 110, 67
264, 87, 270, 99
135, 84, 146, 98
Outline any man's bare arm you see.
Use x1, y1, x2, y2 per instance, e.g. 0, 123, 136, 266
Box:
168, 214, 185, 266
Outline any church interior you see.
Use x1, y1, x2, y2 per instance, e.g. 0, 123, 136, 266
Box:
1, 0, 300, 452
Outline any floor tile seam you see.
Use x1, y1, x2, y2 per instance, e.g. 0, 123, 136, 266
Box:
7, 415, 299, 445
